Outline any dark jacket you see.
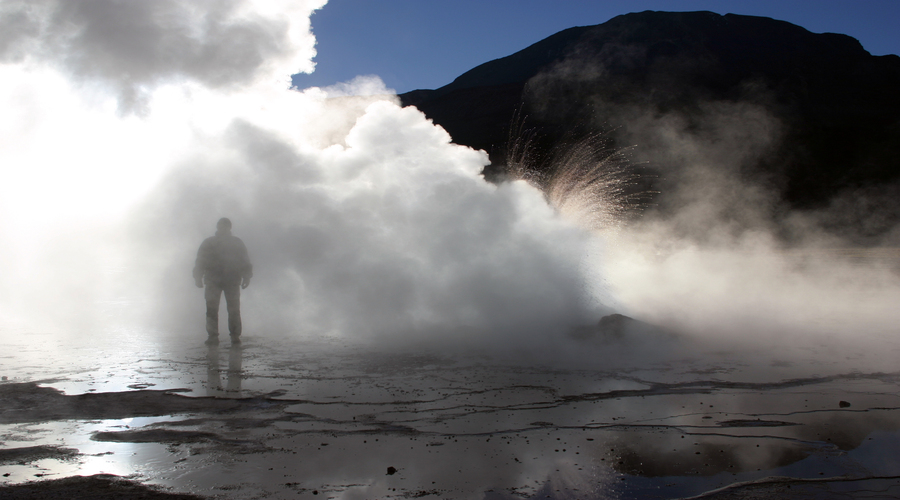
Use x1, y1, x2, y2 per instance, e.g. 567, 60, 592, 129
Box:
193, 229, 253, 287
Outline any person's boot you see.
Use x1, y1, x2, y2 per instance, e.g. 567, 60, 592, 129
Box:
230, 335, 241, 345
205, 334, 219, 346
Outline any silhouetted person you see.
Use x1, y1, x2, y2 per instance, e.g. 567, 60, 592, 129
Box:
193, 218, 252, 345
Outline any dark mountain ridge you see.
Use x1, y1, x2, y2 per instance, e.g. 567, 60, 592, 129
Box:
400, 11, 900, 240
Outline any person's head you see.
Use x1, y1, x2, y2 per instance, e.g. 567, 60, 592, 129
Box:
216, 217, 232, 231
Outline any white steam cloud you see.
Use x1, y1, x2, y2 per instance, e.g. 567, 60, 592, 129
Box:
138, 98, 596, 345
0, 0, 322, 112
0, 0, 600, 352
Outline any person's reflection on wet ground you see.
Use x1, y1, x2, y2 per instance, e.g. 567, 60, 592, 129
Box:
205, 342, 243, 396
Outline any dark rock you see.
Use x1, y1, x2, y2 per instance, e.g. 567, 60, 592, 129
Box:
839, 400, 851, 408
386, 466, 397, 475
570, 313, 675, 343
596, 313, 632, 338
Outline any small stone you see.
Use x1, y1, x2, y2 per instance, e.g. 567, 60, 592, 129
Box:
387, 466, 397, 475
839, 401, 851, 408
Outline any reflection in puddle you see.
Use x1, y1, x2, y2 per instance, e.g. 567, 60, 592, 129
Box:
2, 331, 900, 498
205, 343, 244, 397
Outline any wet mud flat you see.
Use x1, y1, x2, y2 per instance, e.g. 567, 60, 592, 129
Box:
2, 328, 900, 499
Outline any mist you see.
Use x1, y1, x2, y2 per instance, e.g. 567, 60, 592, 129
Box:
568, 91, 900, 363
0, 0, 604, 358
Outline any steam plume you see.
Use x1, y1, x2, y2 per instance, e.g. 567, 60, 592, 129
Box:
0, 0, 601, 354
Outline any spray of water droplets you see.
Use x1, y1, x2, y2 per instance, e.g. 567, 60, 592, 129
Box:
504, 119, 650, 232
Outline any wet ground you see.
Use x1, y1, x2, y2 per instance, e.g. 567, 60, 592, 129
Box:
2, 323, 900, 499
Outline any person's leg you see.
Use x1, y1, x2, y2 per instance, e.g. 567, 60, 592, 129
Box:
205, 283, 223, 340
223, 284, 242, 340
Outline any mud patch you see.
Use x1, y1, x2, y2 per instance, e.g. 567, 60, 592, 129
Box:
690, 475, 900, 499
91, 429, 221, 444
0, 473, 206, 499
0, 382, 295, 424
0, 445, 78, 465
717, 419, 799, 427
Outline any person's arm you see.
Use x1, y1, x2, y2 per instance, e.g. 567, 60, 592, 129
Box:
240, 240, 252, 289
193, 240, 208, 288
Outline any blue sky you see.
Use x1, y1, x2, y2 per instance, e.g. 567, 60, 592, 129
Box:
292, 0, 900, 93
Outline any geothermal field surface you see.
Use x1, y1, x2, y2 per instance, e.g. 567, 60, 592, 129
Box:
2, 301, 900, 499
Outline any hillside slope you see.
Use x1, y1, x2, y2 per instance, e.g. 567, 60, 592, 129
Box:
400, 11, 900, 240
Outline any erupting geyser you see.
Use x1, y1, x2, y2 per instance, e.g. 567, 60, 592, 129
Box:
0, 0, 611, 351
